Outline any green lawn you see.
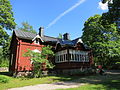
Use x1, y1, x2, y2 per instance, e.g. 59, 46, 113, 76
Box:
0, 71, 120, 90
57, 73, 120, 90
0, 74, 74, 90
58, 81, 120, 90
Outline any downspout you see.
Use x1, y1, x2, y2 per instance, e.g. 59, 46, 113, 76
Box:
15, 37, 21, 74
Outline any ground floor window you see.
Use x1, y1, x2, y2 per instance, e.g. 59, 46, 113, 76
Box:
55, 50, 68, 63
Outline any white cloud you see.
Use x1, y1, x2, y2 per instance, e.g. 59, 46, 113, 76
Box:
98, 1, 108, 10
46, 0, 86, 29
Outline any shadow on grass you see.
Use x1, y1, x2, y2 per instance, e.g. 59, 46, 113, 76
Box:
0, 71, 120, 90
0, 72, 10, 76
102, 80, 120, 90
53, 71, 120, 90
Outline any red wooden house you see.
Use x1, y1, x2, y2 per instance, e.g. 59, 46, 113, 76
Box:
9, 27, 93, 75
9, 27, 57, 74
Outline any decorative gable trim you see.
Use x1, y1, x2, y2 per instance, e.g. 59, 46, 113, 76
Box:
76, 39, 83, 44
32, 35, 44, 42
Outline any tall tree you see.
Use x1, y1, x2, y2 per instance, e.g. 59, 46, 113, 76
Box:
0, 0, 16, 67
0, 0, 16, 46
102, 0, 120, 30
82, 14, 120, 66
17, 22, 37, 34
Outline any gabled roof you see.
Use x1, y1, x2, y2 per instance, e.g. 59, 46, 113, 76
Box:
57, 39, 74, 46
56, 38, 90, 50
57, 37, 83, 46
32, 35, 43, 42
14, 30, 36, 40
14, 30, 90, 49
14, 30, 58, 42
42, 36, 58, 42
72, 37, 83, 45
72, 38, 90, 49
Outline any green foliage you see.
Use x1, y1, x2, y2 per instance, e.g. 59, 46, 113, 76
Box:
57, 33, 63, 39
24, 46, 54, 77
82, 14, 120, 66
0, 72, 120, 90
0, 26, 10, 58
3, 36, 11, 57
0, 75, 75, 90
0, 47, 9, 67
0, 0, 16, 45
0, 75, 10, 83
0, 57, 9, 67
0, 38, 10, 67
0, 28, 9, 46
17, 22, 37, 34
0, 0, 15, 67
0, 0, 16, 31
102, 0, 120, 31
100, 0, 120, 66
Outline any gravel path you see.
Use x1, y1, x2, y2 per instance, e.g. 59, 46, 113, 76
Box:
8, 82, 85, 90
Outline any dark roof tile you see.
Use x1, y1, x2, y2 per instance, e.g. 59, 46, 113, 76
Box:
58, 39, 74, 46
14, 30, 36, 40
43, 35, 58, 42
14, 30, 58, 42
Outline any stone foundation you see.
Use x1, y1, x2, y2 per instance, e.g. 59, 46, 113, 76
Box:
56, 68, 95, 75
14, 71, 48, 77
15, 71, 33, 77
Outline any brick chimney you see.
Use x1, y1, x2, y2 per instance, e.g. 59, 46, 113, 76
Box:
39, 27, 44, 37
63, 33, 70, 40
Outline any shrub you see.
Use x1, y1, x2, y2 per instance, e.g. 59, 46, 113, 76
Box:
0, 75, 10, 83
24, 46, 55, 78
0, 57, 9, 67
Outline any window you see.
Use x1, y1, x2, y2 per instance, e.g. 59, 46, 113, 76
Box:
77, 54, 79, 61
69, 50, 89, 62
32, 49, 41, 53
55, 49, 89, 63
55, 50, 68, 63
75, 54, 77, 61
64, 54, 66, 61
34, 38, 40, 45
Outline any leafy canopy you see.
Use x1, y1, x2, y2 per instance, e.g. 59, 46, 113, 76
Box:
102, 0, 120, 31
17, 22, 37, 34
0, 0, 16, 30
0, 0, 16, 65
0, 0, 16, 46
82, 14, 120, 66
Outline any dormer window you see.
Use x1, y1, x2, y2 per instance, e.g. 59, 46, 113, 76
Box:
32, 34, 44, 44
34, 38, 40, 45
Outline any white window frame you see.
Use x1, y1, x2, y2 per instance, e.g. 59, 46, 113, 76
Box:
55, 49, 89, 63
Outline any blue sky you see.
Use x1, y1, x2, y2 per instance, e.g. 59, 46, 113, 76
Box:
10, 0, 108, 39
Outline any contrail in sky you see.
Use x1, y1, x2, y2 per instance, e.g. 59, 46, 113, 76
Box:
46, 0, 86, 29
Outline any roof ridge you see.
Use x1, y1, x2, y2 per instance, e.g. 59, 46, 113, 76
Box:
72, 37, 81, 41
44, 35, 58, 39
